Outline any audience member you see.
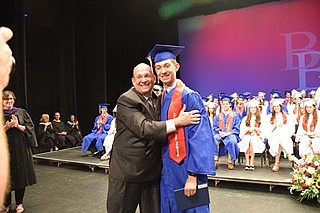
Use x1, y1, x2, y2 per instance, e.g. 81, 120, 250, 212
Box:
213, 95, 241, 170
67, 114, 82, 146
52, 112, 76, 149
81, 104, 114, 158
2, 90, 37, 213
38, 113, 58, 152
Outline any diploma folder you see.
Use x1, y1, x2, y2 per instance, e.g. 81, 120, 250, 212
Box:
174, 183, 210, 211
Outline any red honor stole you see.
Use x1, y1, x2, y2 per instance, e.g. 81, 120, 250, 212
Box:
97, 114, 108, 134
302, 116, 316, 132
218, 111, 234, 132
167, 80, 187, 164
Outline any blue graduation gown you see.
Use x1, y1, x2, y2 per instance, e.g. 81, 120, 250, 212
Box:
212, 112, 241, 162
81, 114, 114, 152
160, 85, 216, 213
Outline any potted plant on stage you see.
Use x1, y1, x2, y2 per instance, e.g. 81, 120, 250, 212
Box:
289, 150, 320, 203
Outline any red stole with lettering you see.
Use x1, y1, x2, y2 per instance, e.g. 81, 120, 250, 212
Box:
167, 80, 186, 164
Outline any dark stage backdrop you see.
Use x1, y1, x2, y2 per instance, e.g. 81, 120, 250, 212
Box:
0, 0, 281, 134
179, 0, 320, 97
0, 0, 178, 134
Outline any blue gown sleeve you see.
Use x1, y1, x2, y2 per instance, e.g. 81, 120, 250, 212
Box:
183, 91, 216, 175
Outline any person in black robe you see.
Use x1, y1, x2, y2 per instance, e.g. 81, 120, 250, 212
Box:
38, 113, 58, 151
66, 114, 82, 146
2, 90, 37, 213
52, 112, 76, 149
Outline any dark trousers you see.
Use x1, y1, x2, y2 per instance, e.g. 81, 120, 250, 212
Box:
4, 187, 26, 206
107, 176, 160, 213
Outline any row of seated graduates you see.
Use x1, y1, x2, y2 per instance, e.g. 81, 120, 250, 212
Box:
204, 89, 320, 171
33, 112, 83, 154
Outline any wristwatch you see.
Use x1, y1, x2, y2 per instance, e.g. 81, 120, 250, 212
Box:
188, 172, 197, 177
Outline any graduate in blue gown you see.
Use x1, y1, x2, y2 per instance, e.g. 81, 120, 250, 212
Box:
147, 44, 216, 213
212, 95, 241, 170
81, 104, 114, 156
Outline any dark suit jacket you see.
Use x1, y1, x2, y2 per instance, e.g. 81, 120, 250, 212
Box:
108, 87, 167, 182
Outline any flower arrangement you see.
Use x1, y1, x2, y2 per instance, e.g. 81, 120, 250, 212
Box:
289, 151, 320, 202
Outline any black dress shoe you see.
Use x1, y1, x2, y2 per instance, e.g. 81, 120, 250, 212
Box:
95, 151, 104, 158
92, 151, 99, 157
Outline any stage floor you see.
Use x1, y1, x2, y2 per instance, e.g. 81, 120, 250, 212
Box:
210, 156, 292, 191
33, 146, 109, 172
33, 147, 293, 191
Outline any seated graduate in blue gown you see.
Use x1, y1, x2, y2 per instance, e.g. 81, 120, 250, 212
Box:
81, 103, 114, 157
213, 95, 241, 170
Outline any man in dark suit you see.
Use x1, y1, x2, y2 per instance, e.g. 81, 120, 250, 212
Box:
107, 63, 200, 213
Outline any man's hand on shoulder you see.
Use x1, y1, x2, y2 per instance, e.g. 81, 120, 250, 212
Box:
174, 104, 200, 127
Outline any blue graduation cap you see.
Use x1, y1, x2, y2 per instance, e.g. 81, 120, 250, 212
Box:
212, 95, 219, 100
238, 94, 245, 100
99, 103, 110, 109
242, 92, 251, 99
146, 44, 185, 63
271, 91, 282, 98
270, 89, 282, 98
201, 96, 209, 102
218, 92, 225, 99
220, 95, 232, 102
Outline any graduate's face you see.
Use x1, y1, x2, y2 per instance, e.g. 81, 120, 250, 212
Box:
249, 106, 257, 114
237, 98, 244, 105
154, 59, 179, 88
132, 63, 156, 96
221, 101, 231, 112
2, 93, 14, 110
100, 107, 108, 114
305, 105, 315, 114
272, 104, 281, 113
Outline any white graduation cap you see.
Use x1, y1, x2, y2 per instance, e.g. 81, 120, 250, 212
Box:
291, 89, 302, 99
208, 102, 215, 109
270, 98, 285, 106
314, 87, 320, 101
247, 99, 260, 108
258, 91, 265, 98
301, 98, 317, 107
230, 92, 238, 98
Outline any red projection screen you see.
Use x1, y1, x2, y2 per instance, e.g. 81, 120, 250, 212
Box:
178, 0, 320, 98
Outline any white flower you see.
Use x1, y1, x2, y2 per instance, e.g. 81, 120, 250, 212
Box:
306, 178, 314, 186
306, 167, 316, 175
